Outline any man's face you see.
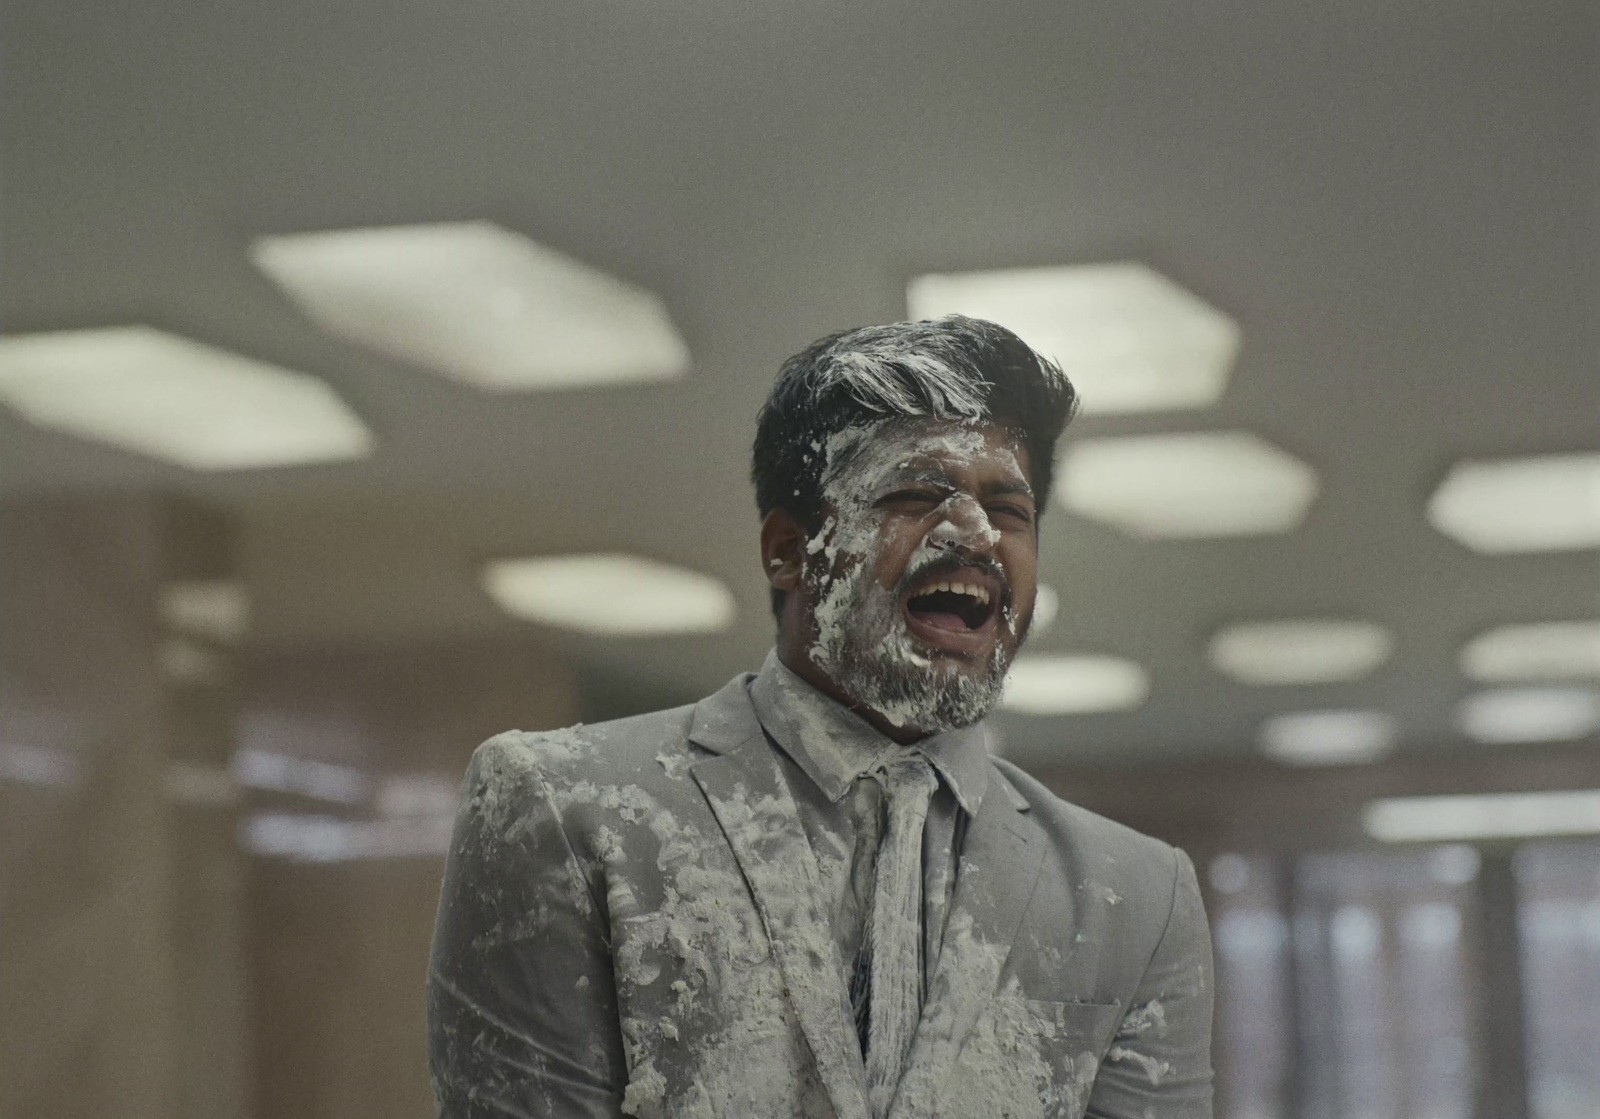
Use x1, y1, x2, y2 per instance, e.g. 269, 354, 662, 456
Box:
799, 418, 1039, 734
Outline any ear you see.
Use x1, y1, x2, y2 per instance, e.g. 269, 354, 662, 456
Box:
760, 508, 807, 593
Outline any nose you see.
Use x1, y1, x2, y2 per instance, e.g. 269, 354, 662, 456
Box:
926, 493, 1000, 551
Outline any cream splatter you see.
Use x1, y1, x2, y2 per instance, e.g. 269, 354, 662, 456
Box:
654, 752, 690, 779
1105, 1045, 1173, 1086
1116, 998, 1167, 1039
1088, 883, 1122, 907
803, 420, 1026, 733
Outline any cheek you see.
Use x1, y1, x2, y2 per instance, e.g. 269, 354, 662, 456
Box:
1001, 543, 1038, 598
805, 508, 895, 587
867, 522, 931, 586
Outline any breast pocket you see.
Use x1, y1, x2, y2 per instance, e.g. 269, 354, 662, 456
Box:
1025, 999, 1124, 1119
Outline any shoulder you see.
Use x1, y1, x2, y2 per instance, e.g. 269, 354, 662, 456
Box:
460, 703, 727, 892
990, 756, 1191, 907
469, 702, 701, 792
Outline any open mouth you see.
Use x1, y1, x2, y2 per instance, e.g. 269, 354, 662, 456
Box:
902, 566, 1003, 650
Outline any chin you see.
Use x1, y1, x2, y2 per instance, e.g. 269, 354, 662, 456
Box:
809, 558, 1016, 732
845, 627, 1014, 733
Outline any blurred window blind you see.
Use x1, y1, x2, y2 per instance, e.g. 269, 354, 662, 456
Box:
1293, 848, 1483, 1119
1212, 847, 1488, 1119
1515, 840, 1600, 1119
1210, 853, 1293, 1119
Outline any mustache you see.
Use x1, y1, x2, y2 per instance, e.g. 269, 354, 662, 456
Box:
896, 548, 1010, 604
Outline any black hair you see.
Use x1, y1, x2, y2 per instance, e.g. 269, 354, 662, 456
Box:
752, 314, 1078, 618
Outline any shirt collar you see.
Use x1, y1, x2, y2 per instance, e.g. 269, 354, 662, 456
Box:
747, 649, 990, 816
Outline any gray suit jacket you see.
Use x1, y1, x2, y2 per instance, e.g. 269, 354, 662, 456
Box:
428, 674, 1213, 1119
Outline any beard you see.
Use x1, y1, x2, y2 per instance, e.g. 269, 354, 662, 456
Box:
809, 552, 1018, 734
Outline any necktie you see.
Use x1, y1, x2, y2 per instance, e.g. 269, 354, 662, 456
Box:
863, 752, 939, 1119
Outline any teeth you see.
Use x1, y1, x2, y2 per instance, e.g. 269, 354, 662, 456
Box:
911, 580, 991, 605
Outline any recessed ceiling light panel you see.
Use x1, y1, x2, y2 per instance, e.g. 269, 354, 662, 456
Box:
1461, 621, 1600, 682
1057, 431, 1318, 538
907, 262, 1240, 415
1001, 654, 1149, 715
482, 554, 735, 636
1259, 709, 1398, 766
1029, 584, 1060, 636
1457, 686, 1600, 744
1209, 619, 1393, 685
1364, 790, 1600, 842
1427, 453, 1600, 553
241, 812, 454, 862
253, 221, 692, 391
376, 773, 460, 820
232, 748, 370, 804
0, 327, 373, 470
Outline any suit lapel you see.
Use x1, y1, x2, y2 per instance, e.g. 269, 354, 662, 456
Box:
887, 775, 1044, 1119
689, 687, 871, 1119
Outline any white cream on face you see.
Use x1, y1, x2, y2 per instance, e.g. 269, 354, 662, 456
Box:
802, 419, 1028, 730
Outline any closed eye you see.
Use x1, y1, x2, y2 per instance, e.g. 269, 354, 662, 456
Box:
987, 502, 1034, 526
878, 488, 947, 507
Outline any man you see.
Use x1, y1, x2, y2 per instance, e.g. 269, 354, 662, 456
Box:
428, 316, 1213, 1119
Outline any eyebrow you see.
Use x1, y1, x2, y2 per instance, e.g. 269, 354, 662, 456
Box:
887, 467, 955, 487
877, 468, 1035, 502
983, 480, 1036, 502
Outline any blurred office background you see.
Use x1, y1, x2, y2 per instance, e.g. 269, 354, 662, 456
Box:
2, 2, 1597, 1117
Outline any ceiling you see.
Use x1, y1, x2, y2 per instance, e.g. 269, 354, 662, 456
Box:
4, 0, 1596, 767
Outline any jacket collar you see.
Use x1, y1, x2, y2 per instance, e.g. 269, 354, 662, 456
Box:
686, 671, 760, 756
744, 650, 992, 817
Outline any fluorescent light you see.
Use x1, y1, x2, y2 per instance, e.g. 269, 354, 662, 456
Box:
483, 553, 735, 636
1457, 686, 1600, 744
1001, 654, 1149, 715
240, 812, 453, 862
1056, 431, 1318, 538
376, 773, 460, 819
1208, 619, 1393, 685
1259, 709, 1398, 766
1029, 584, 1059, 636
159, 579, 249, 644
252, 221, 691, 391
1461, 621, 1600, 682
1364, 789, 1600, 842
907, 262, 1240, 415
1427, 453, 1600, 553
232, 748, 371, 804
0, 327, 373, 470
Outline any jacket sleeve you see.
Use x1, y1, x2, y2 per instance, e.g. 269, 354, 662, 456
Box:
1087, 848, 1215, 1119
427, 733, 629, 1119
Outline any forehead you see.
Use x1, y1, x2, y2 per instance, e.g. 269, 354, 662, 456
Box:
826, 418, 1031, 487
